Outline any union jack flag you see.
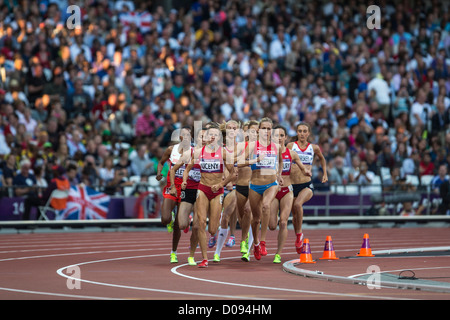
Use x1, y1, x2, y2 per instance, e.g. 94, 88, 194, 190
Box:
57, 185, 110, 220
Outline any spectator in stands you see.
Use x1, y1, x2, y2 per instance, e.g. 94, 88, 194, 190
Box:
135, 104, 159, 138
377, 141, 396, 170
328, 156, 351, 186
431, 164, 449, 194
437, 180, 450, 215
14, 159, 38, 219
130, 143, 154, 177
431, 98, 449, 137
99, 156, 115, 187
67, 128, 87, 157
2, 154, 16, 187
114, 149, 132, 174
40, 165, 70, 213
155, 114, 177, 147
353, 160, 375, 186
410, 88, 429, 129
64, 77, 93, 120
66, 163, 80, 187
0, 0, 447, 223
104, 167, 133, 196
399, 201, 416, 216
81, 155, 99, 187
419, 151, 435, 177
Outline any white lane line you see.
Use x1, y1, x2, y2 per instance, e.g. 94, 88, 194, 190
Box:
56, 256, 265, 300
170, 255, 408, 300
0, 286, 119, 300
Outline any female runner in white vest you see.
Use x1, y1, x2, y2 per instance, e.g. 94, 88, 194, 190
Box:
169, 127, 206, 264
269, 125, 311, 263
287, 122, 328, 254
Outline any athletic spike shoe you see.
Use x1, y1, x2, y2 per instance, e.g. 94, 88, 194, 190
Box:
254, 243, 261, 260
241, 252, 250, 262
208, 234, 217, 248
170, 252, 178, 263
240, 238, 249, 253
213, 254, 220, 262
167, 211, 175, 233
198, 260, 208, 268
273, 254, 281, 264
225, 235, 235, 247
187, 257, 197, 266
260, 241, 267, 256
295, 233, 304, 254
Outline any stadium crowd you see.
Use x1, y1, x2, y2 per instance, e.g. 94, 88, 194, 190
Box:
0, 0, 449, 216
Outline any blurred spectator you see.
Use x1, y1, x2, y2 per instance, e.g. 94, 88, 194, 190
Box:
104, 167, 133, 196
353, 160, 375, 186
67, 128, 87, 157
135, 104, 159, 138
66, 163, 80, 187
155, 114, 176, 147
437, 181, 450, 215
65, 78, 93, 119
0, 0, 446, 217
13, 159, 37, 219
2, 154, 16, 187
419, 151, 435, 177
130, 143, 154, 177
328, 156, 351, 186
431, 164, 449, 194
98, 155, 115, 186
399, 201, 416, 216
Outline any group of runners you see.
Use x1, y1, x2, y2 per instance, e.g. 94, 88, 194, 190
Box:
156, 118, 328, 268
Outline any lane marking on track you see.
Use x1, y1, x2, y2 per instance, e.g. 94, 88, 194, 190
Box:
170, 254, 411, 300
55, 255, 267, 300
0, 286, 119, 300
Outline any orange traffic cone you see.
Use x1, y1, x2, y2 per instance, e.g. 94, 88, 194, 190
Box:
299, 238, 316, 263
319, 236, 339, 260
357, 233, 375, 257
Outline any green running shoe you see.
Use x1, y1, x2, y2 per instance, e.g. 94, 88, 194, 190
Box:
240, 239, 248, 254
170, 252, 178, 263
187, 256, 197, 266
213, 254, 220, 262
241, 252, 250, 262
167, 211, 175, 233
273, 254, 281, 264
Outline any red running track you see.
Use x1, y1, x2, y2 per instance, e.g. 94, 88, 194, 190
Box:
0, 227, 449, 301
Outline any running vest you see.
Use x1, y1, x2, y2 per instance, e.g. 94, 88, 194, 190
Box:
281, 148, 292, 176
291, 142, 314, 165
169, 143, 185, 183
199, 145, 223, 173
251, 141, 278, 171
186, 148, 201, 189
